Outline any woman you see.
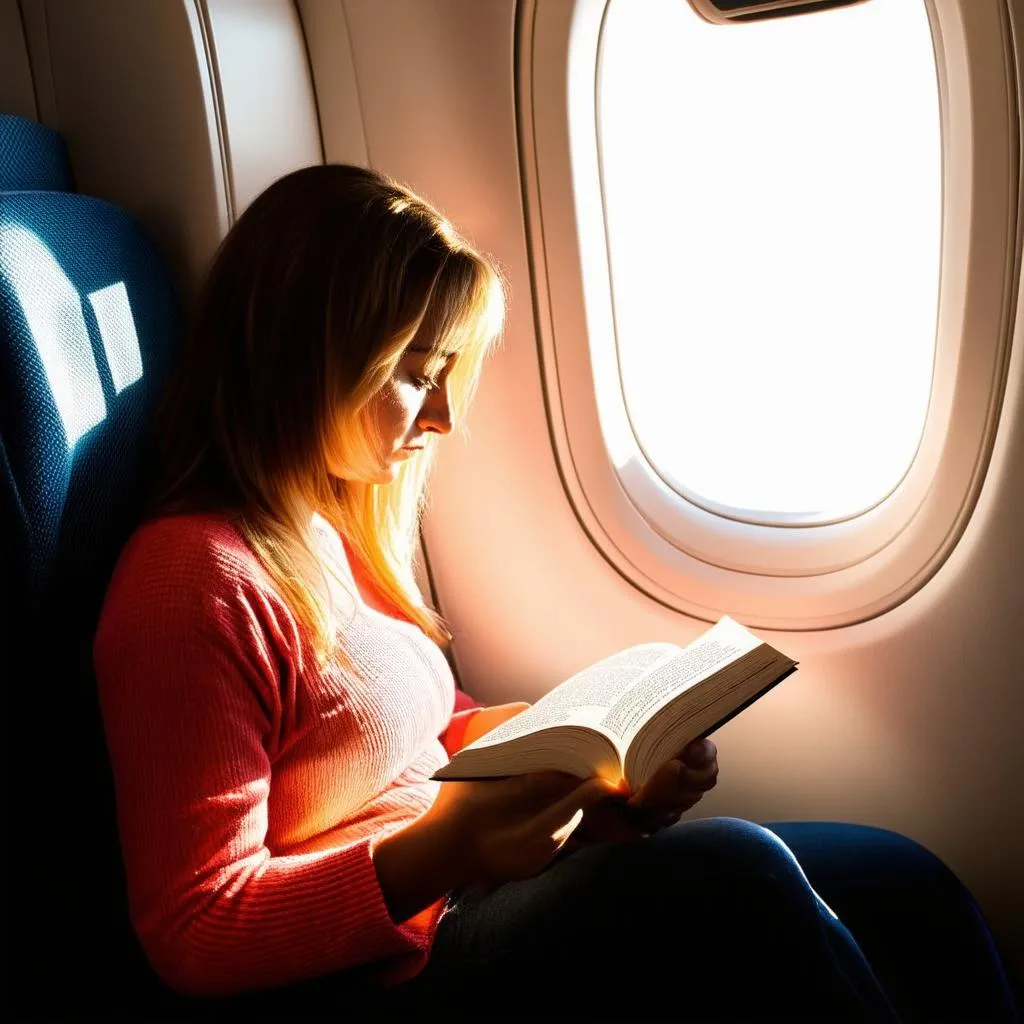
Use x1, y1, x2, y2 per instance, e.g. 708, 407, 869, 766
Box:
94, 164, 1016, 1022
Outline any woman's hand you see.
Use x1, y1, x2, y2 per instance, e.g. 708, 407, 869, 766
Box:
628, 736, 719, 829
436, 700, 623, 885
460, 701, 531, 748
375, 696, 621, 922
376, 735, 618, 922
575, 738, 719, 844
424, 770, 622, 887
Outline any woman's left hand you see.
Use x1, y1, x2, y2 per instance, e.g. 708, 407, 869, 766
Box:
575, 738, 719, 843
460, 702, 532, 749
627, 737, 718, 829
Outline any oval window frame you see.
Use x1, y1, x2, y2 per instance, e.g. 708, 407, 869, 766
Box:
518, 0, 1020, 630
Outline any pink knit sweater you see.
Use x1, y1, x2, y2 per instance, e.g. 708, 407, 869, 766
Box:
93, 512, 481, 996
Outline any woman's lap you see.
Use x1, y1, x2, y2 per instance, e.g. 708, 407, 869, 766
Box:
396, 817, 1017, 1023
188, 817, 1018, 1022
398, 817, 901, 1021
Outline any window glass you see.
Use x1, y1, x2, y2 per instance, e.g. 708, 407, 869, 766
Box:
598, 0, 941, 521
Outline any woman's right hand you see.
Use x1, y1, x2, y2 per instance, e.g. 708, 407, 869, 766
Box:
374, 769, 620, 922
425, 771, 622, 886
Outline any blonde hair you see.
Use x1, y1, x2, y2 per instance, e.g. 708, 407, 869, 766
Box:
149, 164, 504, 661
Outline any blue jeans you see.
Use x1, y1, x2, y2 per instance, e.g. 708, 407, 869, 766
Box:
767, 821, 1018, 1024
180, 818, 1018, 1022
390, 818, 1018, 1022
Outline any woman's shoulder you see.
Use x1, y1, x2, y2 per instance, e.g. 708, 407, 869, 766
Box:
94, 512, 308, 709
118, 511, 256, 579
98, 512, 274, 631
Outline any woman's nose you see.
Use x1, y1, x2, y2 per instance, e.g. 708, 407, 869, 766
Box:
418, 382, 453, 435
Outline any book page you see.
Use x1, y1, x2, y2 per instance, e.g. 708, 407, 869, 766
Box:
623, 653, 795, 789
600, 618, 762, 742
462, 644, 676, 749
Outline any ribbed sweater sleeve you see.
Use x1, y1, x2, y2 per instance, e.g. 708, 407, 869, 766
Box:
94, 519, 451, 996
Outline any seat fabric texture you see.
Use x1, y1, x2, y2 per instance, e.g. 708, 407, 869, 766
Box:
1, 173, 181, 1016
0, 114, 73, 192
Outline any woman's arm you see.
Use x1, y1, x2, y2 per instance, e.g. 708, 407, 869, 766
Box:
440, 699, 531, 757
384, 701, 533, 920
94, 551, 443, 997
375, 771, 618, 922
372, 810, 467, 923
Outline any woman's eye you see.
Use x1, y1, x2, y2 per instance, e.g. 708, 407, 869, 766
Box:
410, 374, 439, 391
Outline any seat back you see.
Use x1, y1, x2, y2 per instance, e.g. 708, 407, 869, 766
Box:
0, 114, 181, 1015
0, 114, 73, 192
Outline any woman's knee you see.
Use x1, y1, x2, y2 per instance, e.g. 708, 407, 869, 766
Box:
648, 816, 812, 883
583, 819, 859, 1001
766, 821, 984, 915
582, 815, 825, 927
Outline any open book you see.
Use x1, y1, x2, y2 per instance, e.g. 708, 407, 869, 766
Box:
433, 617, 797, 791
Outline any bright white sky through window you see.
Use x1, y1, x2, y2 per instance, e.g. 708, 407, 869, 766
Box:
598, 0, 941, 522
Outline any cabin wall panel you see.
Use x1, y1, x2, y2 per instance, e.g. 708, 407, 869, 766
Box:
323, 0, 1024, 985
0, 0, 36, 120
18, 0, 228, 301
201, 0, 323, 218
296, 0, 368, 168
12, 0, 322, 303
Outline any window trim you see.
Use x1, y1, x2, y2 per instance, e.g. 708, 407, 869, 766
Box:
518, 0, 1020, 629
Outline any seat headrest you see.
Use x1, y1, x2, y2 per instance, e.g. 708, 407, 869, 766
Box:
0, 115, 74, 192
0, 190, 179, 603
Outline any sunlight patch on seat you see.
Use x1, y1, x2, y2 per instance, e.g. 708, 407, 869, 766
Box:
0, 225, 106, 448
88, 281, 143, 394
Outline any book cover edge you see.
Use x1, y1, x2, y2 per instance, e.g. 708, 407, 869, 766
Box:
695, 662, 799, 741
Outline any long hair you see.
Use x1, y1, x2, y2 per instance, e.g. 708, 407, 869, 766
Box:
148, 164, 504, 660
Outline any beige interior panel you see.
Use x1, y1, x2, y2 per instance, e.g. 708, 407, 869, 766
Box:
0, 1, 36, 120
15, 0, 322, 302
307, 0, 1024, 985
17, 0, 56, 127
200, 0, 323, 218
296, 0, 369, 167
20, 0, 228, 302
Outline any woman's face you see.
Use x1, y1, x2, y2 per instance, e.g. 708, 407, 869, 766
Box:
349, 342, 456, 484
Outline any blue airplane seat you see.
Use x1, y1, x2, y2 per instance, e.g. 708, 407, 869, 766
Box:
1, 119, 181, 1017
0, 192, 179, 597
0, 114, 73, 192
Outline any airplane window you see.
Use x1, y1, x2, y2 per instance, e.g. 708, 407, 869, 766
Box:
598, 0, 940, 524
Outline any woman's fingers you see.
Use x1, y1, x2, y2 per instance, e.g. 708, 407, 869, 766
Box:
462, 702, 532, 747
681, 738, 717, 769
579, 797, 648, 843
680, 759, 719, 791
516, 771, 586, 806
628, 756, 719, 808
535, 776, 622, 839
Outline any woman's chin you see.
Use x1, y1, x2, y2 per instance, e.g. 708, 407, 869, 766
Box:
374, 459, 404, 484
339, 451, 413, 485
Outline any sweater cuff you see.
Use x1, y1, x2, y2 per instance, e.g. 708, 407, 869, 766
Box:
350, 833, 441, 952
358, 830, 448, 983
